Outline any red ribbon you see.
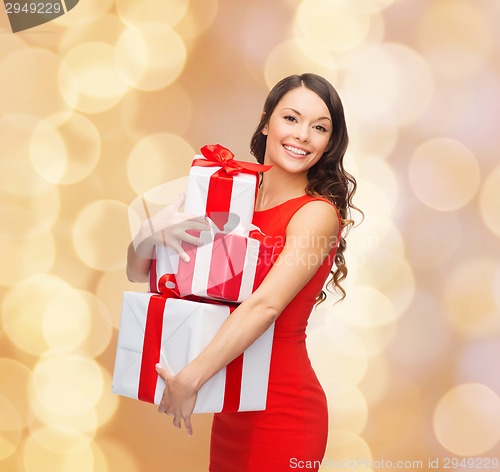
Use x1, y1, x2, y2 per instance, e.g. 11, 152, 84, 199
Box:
148, 246, 158, 292
138, 273, 245, 410
207, 233, 247, 302
192, 144, 272, 231
138, 274, 180, 403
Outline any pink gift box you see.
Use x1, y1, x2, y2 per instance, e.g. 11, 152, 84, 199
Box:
175, 231, 274, 303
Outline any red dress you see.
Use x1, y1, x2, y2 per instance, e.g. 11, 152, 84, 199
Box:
210, 195, 340, 472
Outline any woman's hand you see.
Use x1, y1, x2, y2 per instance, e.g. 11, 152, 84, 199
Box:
133, 192, 211, 262
155, 363, 198, 437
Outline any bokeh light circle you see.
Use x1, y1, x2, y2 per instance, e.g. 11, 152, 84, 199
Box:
30, 350, 104, 417
333, 0, 395, 15
2, 275, 73, 355
59, 14, 124, 52
0, 48, 67, 116
22, 434, 95, 472
29, 396, 99, 436
264, 38, 338, 90
0, 230, 55, 287
0, 183, 60, 239
356, 249, 416, 316
434, 383, 500, 455
0, 394, 23, 461
296, 0, 371, 52
29, 425, 93, 455
308, 327, 368, 387
92, 439, 140, 472
388, 291, 452, 375
323, 379, 368, 435
120, 85, 193, 139
458, 338, 500, 397
116, 0, 189, 28
409, 138, 481, 212
479, 166, 500, 237
443, 258, 500, 338
30, 112, 101, 185
324, 431, 373, 471
53, 0, 114, 26
332, 286, 398, 328
0, 115, 54, 197
77, 291, 114, 358
404, 206, 463, 269
42, 290, 92, 350
343, 91, 399, 159
72, 199, 130, 271
59, 42, 129, 113
417, 0, 493, 78
344, 43, 434, 125
115, 22, 187, 91
127, 133, 193, 195
0, 359, 32, 429
174, 0, 219, 40
358, 356, 391, 406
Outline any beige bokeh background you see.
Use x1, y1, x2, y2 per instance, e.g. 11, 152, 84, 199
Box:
1, 0, 500, 470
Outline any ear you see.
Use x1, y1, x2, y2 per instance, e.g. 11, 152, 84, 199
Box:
261, 112, 268, 136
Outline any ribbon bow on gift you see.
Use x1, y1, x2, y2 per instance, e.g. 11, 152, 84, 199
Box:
193, 144, 272, 176
191, 144, 272, 231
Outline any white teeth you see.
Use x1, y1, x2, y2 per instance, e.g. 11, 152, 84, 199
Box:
284, 145, 308, 156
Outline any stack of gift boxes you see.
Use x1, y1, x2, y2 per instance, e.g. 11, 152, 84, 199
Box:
112, 145, 275, 413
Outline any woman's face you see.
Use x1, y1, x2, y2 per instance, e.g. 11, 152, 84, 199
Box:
262, 86, 332, 175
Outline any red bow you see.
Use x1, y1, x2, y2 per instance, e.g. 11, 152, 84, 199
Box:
193, 144, 272, 175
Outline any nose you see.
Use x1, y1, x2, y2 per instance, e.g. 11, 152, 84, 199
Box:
295, 124, 310, 142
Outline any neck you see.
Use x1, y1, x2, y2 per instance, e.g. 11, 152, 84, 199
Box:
256, 165, 308, 210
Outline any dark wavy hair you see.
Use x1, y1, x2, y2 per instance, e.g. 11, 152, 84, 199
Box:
250, 73, 360, 303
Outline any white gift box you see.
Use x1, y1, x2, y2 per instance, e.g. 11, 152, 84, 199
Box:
184, 154, 257, 231
112, 291, 274, 413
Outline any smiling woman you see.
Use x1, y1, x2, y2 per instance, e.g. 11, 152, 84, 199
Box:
126, 73, 359, 472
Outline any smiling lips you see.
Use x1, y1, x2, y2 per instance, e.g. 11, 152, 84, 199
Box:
283, 144, 311, 158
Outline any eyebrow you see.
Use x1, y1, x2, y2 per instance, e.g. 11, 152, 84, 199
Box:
282, 107, 332, 122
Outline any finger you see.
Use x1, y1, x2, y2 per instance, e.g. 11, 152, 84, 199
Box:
180, 233, 205, 247
169, 242, 190, 262
155, 363, 173, 382
157, 397, 167, 414
182, 220, 212, 232
184, 416, 193, 437
173, 417, 181, 429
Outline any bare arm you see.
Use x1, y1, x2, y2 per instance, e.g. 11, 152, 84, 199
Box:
157, 200, 340, 434
126, 237, 154, 283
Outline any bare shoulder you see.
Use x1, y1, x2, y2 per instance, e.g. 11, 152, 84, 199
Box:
287, 199, 340, 237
